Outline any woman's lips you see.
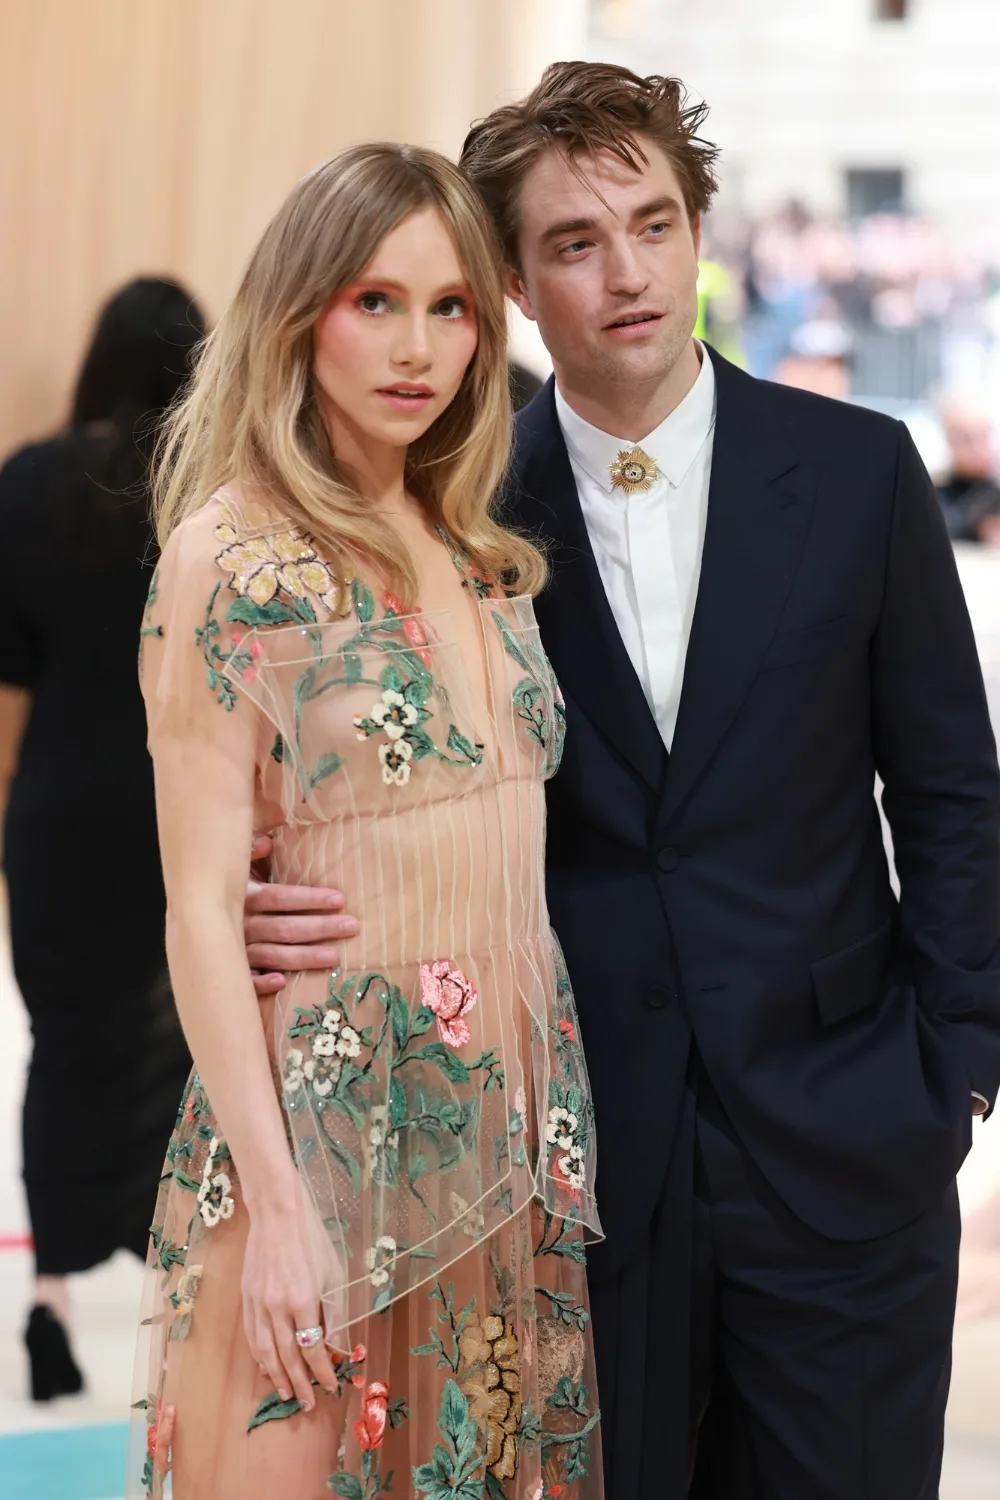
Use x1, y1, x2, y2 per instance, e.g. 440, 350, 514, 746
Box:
376, 387, 435, 411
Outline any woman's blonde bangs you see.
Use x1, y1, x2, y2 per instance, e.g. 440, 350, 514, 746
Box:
153, 144, 546, 607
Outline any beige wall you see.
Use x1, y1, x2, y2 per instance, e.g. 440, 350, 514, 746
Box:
0, 0, 581, 458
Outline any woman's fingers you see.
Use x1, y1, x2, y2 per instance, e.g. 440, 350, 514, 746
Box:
293, 1310, 341, 1394
272, 1315, 319, 1411
250, 1317, 293, 1404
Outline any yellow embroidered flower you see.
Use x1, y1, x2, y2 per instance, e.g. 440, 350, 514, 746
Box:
458, 1313, 522, 1479
213, 525, 339, 611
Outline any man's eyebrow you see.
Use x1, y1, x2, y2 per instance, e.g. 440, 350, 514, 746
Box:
538, 217, 597, 246
538, 196, 685, 247
631, 195, 684, 223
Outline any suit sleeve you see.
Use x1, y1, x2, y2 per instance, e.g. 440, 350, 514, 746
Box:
871, 422, 1000, 1110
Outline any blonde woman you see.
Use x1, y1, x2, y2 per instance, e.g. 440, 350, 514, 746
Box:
131, 144, 603, 1500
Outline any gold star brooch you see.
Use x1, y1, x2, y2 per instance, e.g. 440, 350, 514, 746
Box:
608, 446, 660, 495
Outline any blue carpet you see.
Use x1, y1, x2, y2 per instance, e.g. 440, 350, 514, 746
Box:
0, 1420, 128, 1500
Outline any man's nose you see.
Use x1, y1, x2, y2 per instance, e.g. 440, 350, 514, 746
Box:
606, 238, 647, 297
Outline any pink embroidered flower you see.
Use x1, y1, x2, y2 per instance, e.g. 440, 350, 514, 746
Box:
354, 1379, 390, 1452
383, 592, 432, 668
419, 960, 479, 1048
147, 1401, 175, 1476
558, 1018, 576, 1041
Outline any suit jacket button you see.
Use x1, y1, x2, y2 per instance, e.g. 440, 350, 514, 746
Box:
657, 846, 680, 873
644, 986, 672, 1010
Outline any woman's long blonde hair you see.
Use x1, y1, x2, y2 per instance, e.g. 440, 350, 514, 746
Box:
154, 143, 546, 604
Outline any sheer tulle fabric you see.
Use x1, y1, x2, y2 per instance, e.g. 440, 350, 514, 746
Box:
131, 493, 603, 1499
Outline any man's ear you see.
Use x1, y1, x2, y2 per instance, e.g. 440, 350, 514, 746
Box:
504, 265, 536, 324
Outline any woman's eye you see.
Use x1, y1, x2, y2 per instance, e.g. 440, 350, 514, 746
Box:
357, 291, 390, 315
435, 297, 468, 320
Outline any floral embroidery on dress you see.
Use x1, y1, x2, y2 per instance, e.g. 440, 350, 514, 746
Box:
490, 610, 567, 773
214, 523, 341, 616
419, 959, 479, 1048
435, 525, 497, 600
457, 1313, 523, 1480
281, 965, 502, 1260
197, 1136, 235, 1227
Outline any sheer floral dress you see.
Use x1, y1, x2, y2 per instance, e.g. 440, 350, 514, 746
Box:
129, 490, 603, 1500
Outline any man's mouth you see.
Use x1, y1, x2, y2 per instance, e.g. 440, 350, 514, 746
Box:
605, 311, 662, 330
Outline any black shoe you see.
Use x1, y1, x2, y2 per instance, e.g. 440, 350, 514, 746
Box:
25, 1304, 85, 1402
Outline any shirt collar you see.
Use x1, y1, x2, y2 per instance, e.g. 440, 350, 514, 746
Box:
554, 340, 717, 495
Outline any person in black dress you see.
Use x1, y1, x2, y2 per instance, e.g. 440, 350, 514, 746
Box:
0, 278, 205, 1399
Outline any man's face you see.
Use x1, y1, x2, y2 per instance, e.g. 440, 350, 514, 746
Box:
508, 139, 701, 396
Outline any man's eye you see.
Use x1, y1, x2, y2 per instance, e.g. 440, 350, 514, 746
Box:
561, 240, 591, 257
645, 221, 670, 237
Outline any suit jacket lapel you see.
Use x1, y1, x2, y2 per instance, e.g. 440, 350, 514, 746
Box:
662, 350, 816, 821
510, 383, 668, 794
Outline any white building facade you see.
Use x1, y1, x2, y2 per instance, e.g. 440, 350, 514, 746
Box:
588, 0, 1000, 260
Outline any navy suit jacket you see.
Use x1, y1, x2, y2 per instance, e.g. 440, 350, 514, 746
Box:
506, 349, 1000, 1278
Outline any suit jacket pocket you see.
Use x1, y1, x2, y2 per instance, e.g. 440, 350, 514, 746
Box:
811, 919, 892, 1025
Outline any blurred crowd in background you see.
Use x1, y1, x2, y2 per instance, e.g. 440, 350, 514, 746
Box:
698, 201, 1000, 544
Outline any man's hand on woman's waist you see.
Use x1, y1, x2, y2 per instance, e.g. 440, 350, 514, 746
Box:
245, 834, 359, 997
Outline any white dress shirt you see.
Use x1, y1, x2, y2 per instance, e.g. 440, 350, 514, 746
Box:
554, 345, 717, 750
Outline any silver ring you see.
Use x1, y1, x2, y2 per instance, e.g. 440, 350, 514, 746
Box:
295, 1324, 324, 1350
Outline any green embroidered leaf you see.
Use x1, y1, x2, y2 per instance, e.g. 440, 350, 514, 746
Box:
485, 1474, 507, 1500
171, 1168, 200, 1194
390, 988, 411, 1052
491, 609, 533, 671
328, 1474, 364, 1499
247, 1390, 303, 1429
381, 662, 404, 695
411, 1006, 435, 1036
389, 1074, 407, 1131
308, 751, 345, 787
227, 597, 298, 628
270, 733, 285, 763
132, 1398, 150, 1412
352, 577, 375, 623
445, 724, 484, 765
388, 1398, 409, 1428
342, 650, 363, 686
405, 1042, 470, 1084
373, 1286, 393, 1313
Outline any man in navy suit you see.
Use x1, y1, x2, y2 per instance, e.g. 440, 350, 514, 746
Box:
244, 62, 1000, 1500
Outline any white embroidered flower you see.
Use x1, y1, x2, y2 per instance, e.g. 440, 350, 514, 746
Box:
283, 1048, 306, 1094
364, 1235, 397, 1287
557, 1151, 586, 1192
367, 1106, 400, 1171
353, 715, 371, 741
371, 689, 418, 742
378, 738, 413, 786
449, 1190, 486, 1239
197, 1138, 236, 1228
335, 1024, 362, 1059
545, 1105, 578, 1149
322, 1008, 343, 1034
312, 1032, 338, 1057
304, 1055, 341, 1097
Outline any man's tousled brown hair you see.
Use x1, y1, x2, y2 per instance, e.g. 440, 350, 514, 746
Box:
460, 61, 720, 269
